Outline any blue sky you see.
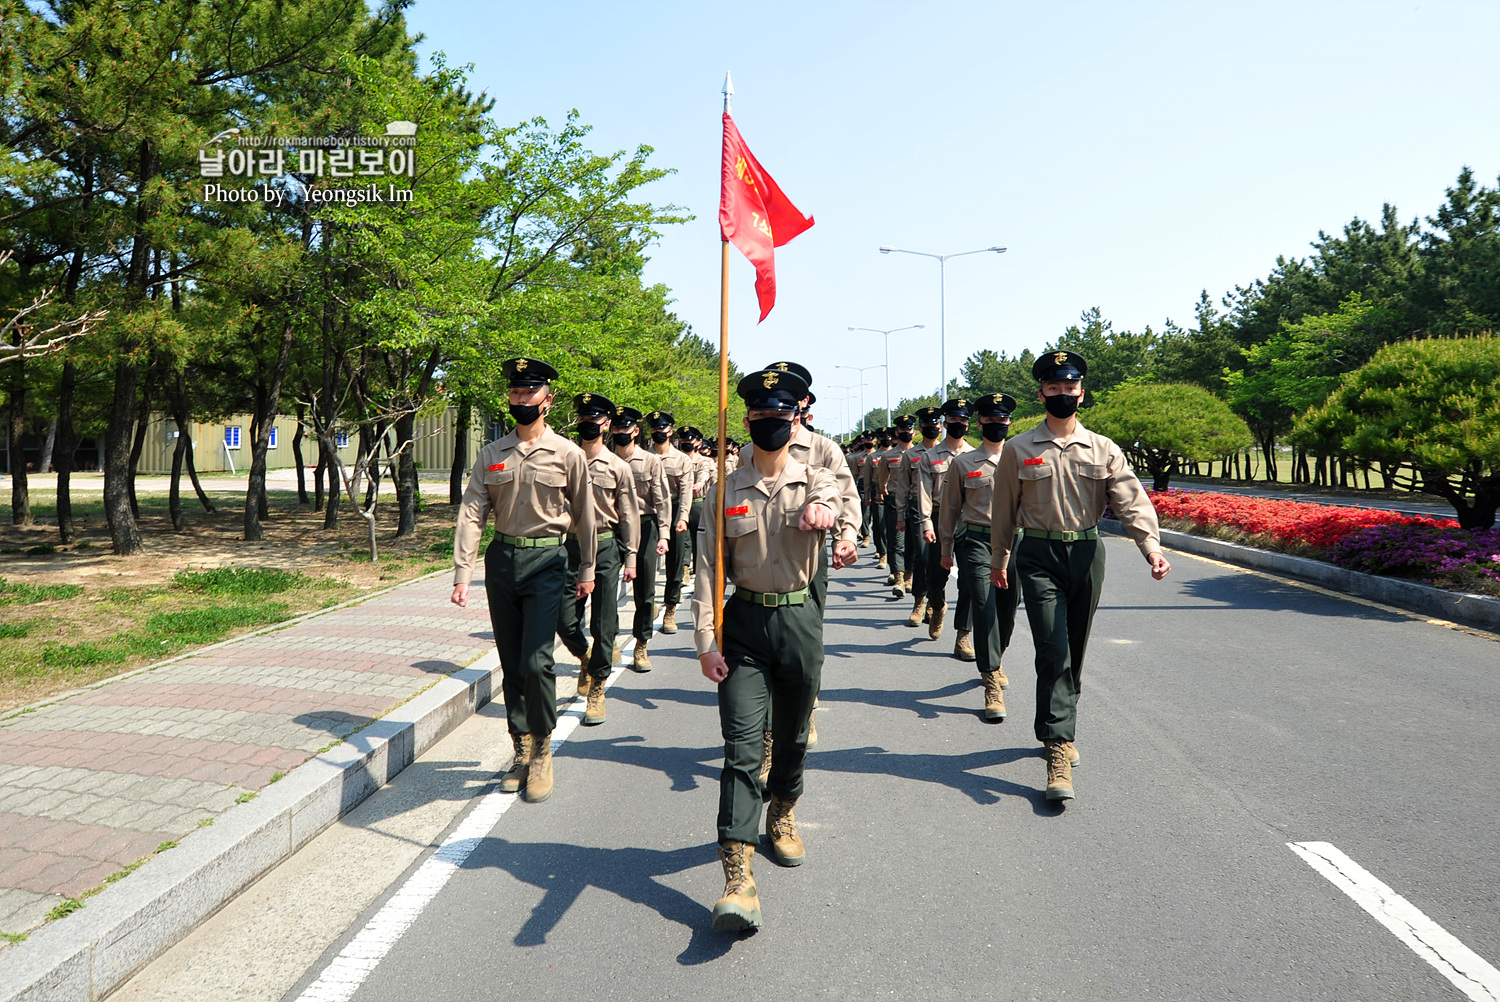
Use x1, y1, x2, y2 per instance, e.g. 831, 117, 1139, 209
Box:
410, 0, 1500, 433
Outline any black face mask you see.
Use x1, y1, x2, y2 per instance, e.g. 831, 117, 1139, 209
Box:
650, 430, 670, 444
578, 421, 603, 441
896, 430, 913, 443
1043, 393, 1080, 418
747, 416, 794, 452
981, 421, 1010, 442
611, 431, 634, 448
945, 422, 969, 440
509, 403, 543, 426
920, 425, 941, 440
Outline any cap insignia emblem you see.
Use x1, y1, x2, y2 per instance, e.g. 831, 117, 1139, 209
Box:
1053, 352, 1068, 366
581, 393, 591, 404
774, 362, 789, 371
516, 358, 529, 371
763, 372, 779, 388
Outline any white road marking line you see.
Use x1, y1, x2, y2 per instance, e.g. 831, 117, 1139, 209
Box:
295, 667, 628, 1002
1288, 841, 1500, 1002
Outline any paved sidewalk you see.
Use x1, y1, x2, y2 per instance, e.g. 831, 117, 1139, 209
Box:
0, 572, 495, 941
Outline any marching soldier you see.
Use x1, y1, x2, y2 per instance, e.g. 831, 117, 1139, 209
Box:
989, 350, 1170, 801
878, 415, 916, 593
451, 357, 594, 804
915, 399, 975, 653
556, 393, 640, 726
867, 430, 891, 568
645, 411, 694, 635
695, 367, 839, 932
680, 426, 713, 582
938, 393, 1020, 722
894, 406, 942, 619
611, 406, 671, 671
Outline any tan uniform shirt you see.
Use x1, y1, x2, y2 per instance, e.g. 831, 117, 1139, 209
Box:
741, 425, 860, 544
689, 451, 714, 496
988, 420, 1162, 569
453, 426, 595, 586
852, 452, 869, 495
620, 446, 671, 541
873, 446, 905, 499
892, 439, 937, 512
939, 446, 1002, 560
916, 437, 973, 535
691, 458, 838, 655
653, 443, 694, 518
584, 448, 642, 570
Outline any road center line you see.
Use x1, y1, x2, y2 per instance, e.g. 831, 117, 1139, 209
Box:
1288, 841, 1500, 1002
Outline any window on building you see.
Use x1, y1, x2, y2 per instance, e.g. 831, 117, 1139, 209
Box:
225, 426, 242, 450
336, 430, 350, 448
268, 427, 278, 449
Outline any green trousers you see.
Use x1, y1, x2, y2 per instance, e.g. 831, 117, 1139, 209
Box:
869, 495, 886, 556
663, 503, 686, 608
687, 498, 704, 572
956, 526, 1019, 677
557, 535, 622, 679
926, 506, 972, 631
717, 596, 823, 845
883, 495, 904, 575
905, 499, 927, 597
1016, 534, 1105, 743
632, 515, 659, 642
484, 539, 568, 736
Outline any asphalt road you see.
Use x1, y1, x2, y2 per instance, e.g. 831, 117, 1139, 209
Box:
122, 538, 1500, 1001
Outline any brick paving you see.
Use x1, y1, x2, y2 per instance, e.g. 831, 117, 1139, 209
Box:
0, 572, 496, 939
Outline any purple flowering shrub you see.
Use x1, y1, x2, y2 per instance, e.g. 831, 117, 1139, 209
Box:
1330, 524, 1500, 596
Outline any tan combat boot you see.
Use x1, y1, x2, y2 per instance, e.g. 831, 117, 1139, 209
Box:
906, 596, 928, 627
1044, 739, 1074, 801
524, 733, 554, 802
499, 733, 530, 794
758, 731, 773, 787
980, 669, 1007, 722
891, 573, 905, 598
995, 660, 1009, 690
953, 630, 976, 661
1063, 740, 1080, 768
661, 604, 678, 635
876, 554, 888, 570
583, 682, 606, 726
711, 841, 762, 931
632, 640, 652, 672
764, 795, 806, 866
928, 602, 947, 640
576, 658, 592, 699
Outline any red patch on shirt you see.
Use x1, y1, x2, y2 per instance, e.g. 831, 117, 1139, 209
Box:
488, 463, 506, 472
966, 469, 986, 478
1023, 457, 1045, 466
725, 504, 750, 517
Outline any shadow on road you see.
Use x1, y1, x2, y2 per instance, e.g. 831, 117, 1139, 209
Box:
809, 744, 1056, 813
819, 680, 979, 720
462, 837, 736, 964
1170, 575, 1410, 621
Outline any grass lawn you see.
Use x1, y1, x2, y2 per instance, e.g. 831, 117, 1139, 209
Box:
0, 489, 478, 711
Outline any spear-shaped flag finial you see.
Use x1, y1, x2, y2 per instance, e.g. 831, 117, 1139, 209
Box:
723, 70, 734, 114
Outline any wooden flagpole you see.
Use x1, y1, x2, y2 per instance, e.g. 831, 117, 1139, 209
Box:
714, 72, 734, 650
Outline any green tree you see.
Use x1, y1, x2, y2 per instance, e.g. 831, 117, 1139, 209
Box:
1087, 382, 1252, 490
1295, 336, 1500, 529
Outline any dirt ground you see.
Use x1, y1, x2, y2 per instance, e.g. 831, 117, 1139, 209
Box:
0, 484, 464, 712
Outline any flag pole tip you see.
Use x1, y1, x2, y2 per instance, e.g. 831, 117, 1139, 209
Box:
723, 71, 734, 96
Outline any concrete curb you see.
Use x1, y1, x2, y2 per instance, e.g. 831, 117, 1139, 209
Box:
1102, 519, 1500, 631
0, 648, 500, 1002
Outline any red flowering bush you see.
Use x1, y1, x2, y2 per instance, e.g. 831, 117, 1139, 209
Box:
1117, 490, 1500, 596
1144, 490, 1453, 551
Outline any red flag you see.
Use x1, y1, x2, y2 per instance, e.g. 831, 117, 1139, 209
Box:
719, 113, 814, 321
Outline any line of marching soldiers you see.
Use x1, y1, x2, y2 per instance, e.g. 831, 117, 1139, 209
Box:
451, 350, 1170, 936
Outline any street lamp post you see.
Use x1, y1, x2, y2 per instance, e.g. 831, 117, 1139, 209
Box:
834, 364, 884, 432
831, 383, 859, 439
878, 245, 1006, 397
848, 324, 924, 426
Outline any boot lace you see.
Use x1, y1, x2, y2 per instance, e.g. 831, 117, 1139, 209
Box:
722, 844, 750, 892
768, 799, 797, 841
1046, 742, 1069, 780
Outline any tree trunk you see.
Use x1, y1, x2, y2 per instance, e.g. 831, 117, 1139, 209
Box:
449, 396, 470, 504
244, 322, 296, 541
313, 444, 326, 511
104, 356, 144, 554
292, 405, 308, 504
39, 417, 57, 475
128, 385, 151, 519
8, 353, 31, 526
169, 428, 187, 531
394, 409, 418, 536
55, 362, 77, 543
